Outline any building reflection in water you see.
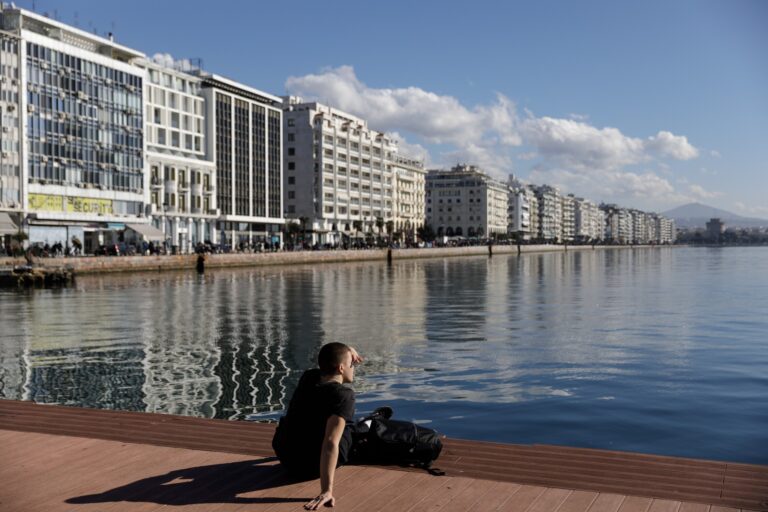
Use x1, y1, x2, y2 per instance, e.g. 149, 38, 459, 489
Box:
0, 248, 716, 419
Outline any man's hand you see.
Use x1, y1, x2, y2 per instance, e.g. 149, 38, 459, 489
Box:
305, 491, 335, 509
349, 347, 364, 365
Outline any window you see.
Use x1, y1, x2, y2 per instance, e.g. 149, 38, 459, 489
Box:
288, 162, 295, 170
288, 176, 295, 184
287, 191, 295, 199
287, 133, 295, 142
287, 118, 295, 127
288, 147, 295, 156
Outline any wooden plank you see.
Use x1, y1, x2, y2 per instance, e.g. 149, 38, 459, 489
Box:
464, 480, 523, 512
2, 400, 767, 511
587, 493, 627, 512
434, 476, 497, 512
526, 488, 573, 512
403, 476, 475, 512
358, 472, 451, 512
677, 503, 710, 512
617, 496, 654, 512
345, 471, 431, 512
558, 491, 600, 512
496, 485, 548, 512
647, 499, 682, 512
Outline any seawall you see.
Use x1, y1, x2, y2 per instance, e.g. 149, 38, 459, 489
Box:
0, 244, 669, 275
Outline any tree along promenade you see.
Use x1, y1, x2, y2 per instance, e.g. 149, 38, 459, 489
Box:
0, 244, 673, 275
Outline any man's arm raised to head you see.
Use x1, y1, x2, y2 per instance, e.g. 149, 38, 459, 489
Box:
305, 414, 346, 510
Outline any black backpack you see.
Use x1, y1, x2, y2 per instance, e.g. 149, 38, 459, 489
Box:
356, 418, 443, 470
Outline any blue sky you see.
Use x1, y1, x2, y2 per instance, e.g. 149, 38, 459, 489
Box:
16, 0, 768, 216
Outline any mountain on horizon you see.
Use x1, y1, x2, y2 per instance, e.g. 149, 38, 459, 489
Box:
663, 202, 768, 229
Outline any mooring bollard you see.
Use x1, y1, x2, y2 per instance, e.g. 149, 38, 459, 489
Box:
387, 248, 393, 265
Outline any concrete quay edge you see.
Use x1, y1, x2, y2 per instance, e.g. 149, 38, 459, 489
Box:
0, 244, 674, 275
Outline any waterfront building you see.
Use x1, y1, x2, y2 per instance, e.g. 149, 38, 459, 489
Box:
198, 73, 284, 247
507, 176, 537, 240
141, 58, 217, 252
574, 196, 604, 242
392, 154, 426, 243
0, 6, 146, 253
0, 27, 21, 235
534, 184, 563, 242
630, 209, 653, 244
425, 164, 508, 238
706, 217, 724, 242
561, 194, 576, 243
657, 216, 675, 244
281, 97, 401, 245
601, 204, 632, 244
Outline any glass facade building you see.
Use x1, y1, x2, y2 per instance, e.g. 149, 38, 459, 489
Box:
201, 75, 283, 246
0, 33, 21, 211
25, 42, 144, 200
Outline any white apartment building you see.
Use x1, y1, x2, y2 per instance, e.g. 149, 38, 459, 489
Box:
561, 194, 576, 242
656, 215, 675, 244
0, 6, 147, 253
630, 209, 657, 244
199, 73, 284, 247
392, 154, 426, 243
141, 59, 217, 251
282, 98, 399, 245
507, 176, 538, 240
426, 165, 508, 238
601, 204, 632, 244
534, 185, 563, 242
574, 196, 604, 242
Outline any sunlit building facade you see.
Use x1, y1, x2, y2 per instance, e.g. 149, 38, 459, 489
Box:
426, 164, 508, 238
282, 98, 399, 245
142, 59, 217, 251
199, 73, 284, 247
0, 6, 147, 252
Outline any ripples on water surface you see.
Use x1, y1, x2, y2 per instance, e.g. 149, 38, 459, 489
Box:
1, 247, 766, 463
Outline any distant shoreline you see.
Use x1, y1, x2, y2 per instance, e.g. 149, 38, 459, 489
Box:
0, 244, 679, 276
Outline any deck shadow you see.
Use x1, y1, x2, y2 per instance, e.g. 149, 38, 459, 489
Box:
65, 457, 312, 506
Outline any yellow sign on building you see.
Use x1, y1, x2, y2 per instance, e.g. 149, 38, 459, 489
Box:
29, 194, 114, 215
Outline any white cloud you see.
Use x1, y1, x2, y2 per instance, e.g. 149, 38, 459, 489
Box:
151, 53, 195, 71
645, 131, 699, 160
387, 131, 431, 166
687, 184, 721, 200
710, 150, 722, 158
734, 202, 768, 217
285, 65, 521, 169
285, 65, 702, 208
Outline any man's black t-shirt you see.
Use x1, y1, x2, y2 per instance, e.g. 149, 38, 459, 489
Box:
272, 369, 355, 476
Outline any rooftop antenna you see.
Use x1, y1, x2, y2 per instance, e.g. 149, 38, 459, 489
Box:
73, 11, 79, 28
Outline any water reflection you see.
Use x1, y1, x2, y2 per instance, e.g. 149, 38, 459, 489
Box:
1, 247, 767, 463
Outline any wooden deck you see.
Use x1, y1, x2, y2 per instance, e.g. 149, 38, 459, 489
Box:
1, 400, 765, 512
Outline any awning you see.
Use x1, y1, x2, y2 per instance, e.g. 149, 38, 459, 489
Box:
125, 223, 166, 241
0, 212, 19, 236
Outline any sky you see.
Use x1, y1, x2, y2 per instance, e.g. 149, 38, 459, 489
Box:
14, 0, 768, 216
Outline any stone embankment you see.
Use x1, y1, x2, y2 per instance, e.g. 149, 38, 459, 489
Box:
0, 244, 665, 275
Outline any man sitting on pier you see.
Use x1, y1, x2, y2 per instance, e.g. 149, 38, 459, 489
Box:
272, 342, 363, 510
